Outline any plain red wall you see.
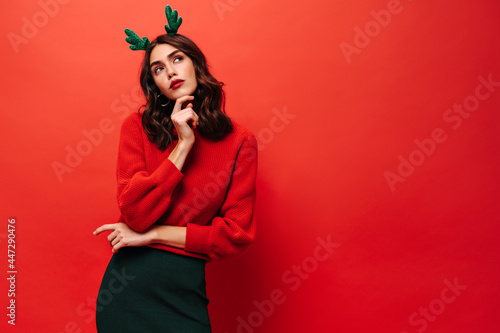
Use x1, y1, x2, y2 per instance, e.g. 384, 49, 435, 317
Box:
2, 0, 499, 332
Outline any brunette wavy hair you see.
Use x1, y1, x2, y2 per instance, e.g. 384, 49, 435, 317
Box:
139, 34, 233, 150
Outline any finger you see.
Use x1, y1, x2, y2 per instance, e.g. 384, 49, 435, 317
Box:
174, 114, 198, 130
193, 113, 199, 127
107, 230, 118, 242
111, 236, 121, 247
189, 112, 199, 128
172, 95, 194, 115
180, 97, 195, 110
189, 114, 198, 129
172, 111, 197, 127
112, 242, 124, 254
94, 224, 118, 236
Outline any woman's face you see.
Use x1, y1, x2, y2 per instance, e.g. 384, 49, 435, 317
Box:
149, 43, 197, 101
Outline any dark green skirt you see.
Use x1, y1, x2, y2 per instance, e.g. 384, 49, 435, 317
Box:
96, 246, 211, 332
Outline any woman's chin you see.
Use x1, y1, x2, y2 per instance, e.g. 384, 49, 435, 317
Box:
165, 85, 197, 101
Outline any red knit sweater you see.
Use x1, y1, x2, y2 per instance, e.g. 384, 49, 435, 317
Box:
115, 112, 257, 261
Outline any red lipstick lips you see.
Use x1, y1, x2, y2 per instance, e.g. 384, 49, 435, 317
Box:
170, 79, 184, 89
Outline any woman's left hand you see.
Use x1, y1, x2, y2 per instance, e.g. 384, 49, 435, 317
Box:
94, 222, 152, 253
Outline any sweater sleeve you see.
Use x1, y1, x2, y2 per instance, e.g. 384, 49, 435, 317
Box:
184, 133, 258, 261
116, 115, 184, 232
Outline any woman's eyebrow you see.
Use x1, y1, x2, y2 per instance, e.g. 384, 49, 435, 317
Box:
150, 50, 181, 68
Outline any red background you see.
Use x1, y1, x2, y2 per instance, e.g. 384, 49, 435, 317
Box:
2, 0, 500, 332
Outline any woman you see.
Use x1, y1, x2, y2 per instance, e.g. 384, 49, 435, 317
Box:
93, 7, 257, 332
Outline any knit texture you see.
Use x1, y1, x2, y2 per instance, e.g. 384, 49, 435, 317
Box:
116, 112, 257, 261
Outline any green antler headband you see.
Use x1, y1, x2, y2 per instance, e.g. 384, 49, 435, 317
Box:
124, 29, 150, 51
164, 5, 182, 35
124, 4, 183, 51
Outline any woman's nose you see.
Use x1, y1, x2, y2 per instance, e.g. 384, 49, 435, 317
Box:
166, 64, 177, 78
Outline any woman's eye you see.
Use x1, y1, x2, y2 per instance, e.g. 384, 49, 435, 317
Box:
173, 56, 183, 63
154, 67, 163, 74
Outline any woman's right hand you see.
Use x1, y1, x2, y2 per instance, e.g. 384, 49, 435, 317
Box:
171, 95, 199, 146
93, 222, 153, 253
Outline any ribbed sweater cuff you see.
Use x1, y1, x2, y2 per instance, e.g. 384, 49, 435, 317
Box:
185, 223, 211, 256
153, 158, 184, 188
